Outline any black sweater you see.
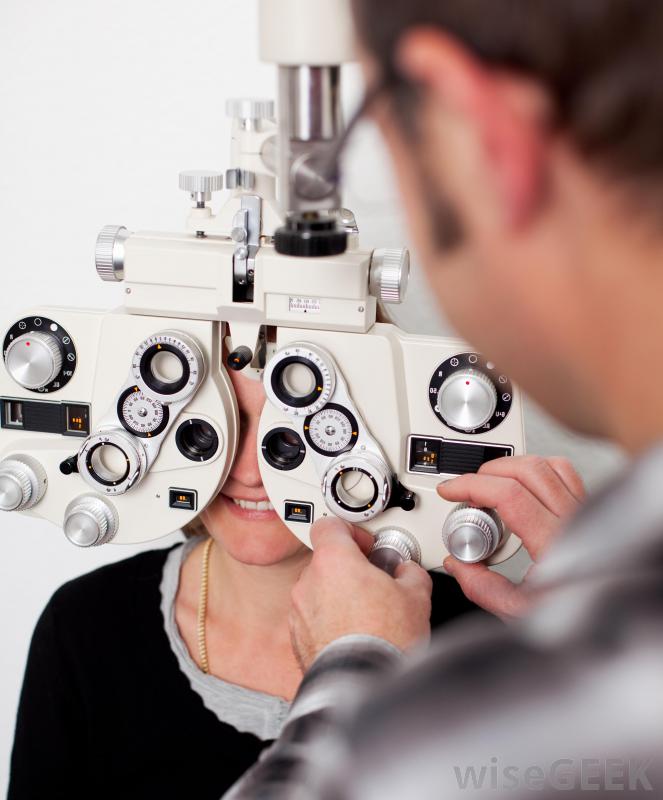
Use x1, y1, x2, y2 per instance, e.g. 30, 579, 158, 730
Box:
8, 545, 479, 800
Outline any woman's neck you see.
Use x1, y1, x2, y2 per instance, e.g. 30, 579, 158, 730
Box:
175, 536, 311, 698
207, 541, 311, 643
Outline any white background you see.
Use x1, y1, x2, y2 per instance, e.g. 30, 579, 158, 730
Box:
0, 0, 625, 791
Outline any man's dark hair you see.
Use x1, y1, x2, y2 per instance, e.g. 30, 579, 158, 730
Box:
353, 0, 663, 184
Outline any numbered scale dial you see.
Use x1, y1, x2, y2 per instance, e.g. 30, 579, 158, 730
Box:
429, 353, 513, 434
117, 387, 169, 438
131, 331, 204, 404
3, 316, 77, 393
304, 404, 359, 456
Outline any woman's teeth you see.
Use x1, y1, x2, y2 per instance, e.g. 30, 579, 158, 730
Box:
232, 498, 274, 511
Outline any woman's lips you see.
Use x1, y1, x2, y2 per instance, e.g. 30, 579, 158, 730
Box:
219, 492, 279, 521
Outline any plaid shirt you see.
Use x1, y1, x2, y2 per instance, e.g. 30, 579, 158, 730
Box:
224, 444, 663, 799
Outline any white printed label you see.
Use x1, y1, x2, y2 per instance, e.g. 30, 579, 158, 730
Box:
289, 297, 321, 314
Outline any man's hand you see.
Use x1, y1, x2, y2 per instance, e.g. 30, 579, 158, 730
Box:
289, 520, 433, 672
288, 455, 584, 670
438, 455, 585, 620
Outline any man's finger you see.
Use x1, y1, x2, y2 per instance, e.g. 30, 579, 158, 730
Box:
546, 456, 586, 503
444, 557, 529, 619
394, 560, 433, 594
352, 525, 376, 556
476, 456, 580, 518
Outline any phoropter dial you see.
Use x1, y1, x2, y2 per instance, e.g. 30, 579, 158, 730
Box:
442, 504, 504, 563
3, 316, 77, 393
0, 455, 47, 512
304, 403, 358, 456
429, 353, 513, 434
264, 343, 335, 417
118, 387, 169, 438
369, 528, 422, 575
77, 428, 148, 495
131, 330, 205, 404
63, 495, 119, 547
322, 451, 392, 523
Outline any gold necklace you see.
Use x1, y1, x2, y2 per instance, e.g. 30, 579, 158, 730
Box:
197, 536, 214, 674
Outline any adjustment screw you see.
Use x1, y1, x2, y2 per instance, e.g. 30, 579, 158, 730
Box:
178, 170, 224, 206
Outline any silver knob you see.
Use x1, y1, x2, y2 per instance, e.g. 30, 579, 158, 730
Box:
0, 455, 47, 511
370, 528, 422, 576
369, 248, 410, 304
63, 495, 118, 547
95, 225, 132, 282
442, 504, 503, 564
178, 170, 224, 205
437, 369, 497, 432
226, 98, 275, 123
5, 331, 63, 390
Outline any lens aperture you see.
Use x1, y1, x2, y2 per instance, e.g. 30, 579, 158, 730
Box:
261, 428, 306, 471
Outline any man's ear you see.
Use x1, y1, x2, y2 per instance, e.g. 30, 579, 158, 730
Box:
395, 28, 551, 229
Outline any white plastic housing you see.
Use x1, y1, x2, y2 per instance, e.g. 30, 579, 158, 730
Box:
0, 308, 238, 544
258, 324, 526, 571
259, 0, 356, 65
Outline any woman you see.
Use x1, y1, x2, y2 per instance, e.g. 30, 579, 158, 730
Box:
7, 363, 484, 800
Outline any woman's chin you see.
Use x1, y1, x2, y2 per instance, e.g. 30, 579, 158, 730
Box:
203, 495, 309, 566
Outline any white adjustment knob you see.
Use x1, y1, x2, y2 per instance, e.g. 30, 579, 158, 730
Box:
442, 504, 503, 564
0, 455, 47, 511
369, 248, 410, 304
370, 528, 422, 576
437, 369, 497, 432
5, 331, 63, 390
63, 495, 119, 547
178, 171, 224, 203
226, 98, 275, 122
95, 225, 133, 282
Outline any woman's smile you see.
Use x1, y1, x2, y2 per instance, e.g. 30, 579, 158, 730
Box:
219, 492, 278, 521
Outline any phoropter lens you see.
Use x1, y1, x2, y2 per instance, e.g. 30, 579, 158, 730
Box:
271, 356, 324, 409
175, 419, 219, 462
329, 466, 380, 514
261, 428, 306, 471
335, 469, 377, 509
89, 443, 130, 484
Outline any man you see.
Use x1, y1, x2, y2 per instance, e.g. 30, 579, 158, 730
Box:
226, 1, 663, 796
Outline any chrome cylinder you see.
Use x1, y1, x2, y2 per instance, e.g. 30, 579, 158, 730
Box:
278, 65, 343, 213
284, 66, 342, 142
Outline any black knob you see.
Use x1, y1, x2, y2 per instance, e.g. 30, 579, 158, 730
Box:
227, 347, 253, 371
400, 491, 416, 512
274, 213, 348, 258
59, 456, 79, 476
386, 479, 417, 512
